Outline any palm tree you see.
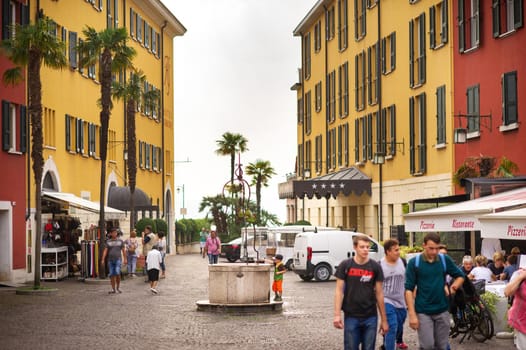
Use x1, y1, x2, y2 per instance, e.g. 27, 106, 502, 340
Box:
198, 195, 235, 234
77, 26, 135, 278
112, 69, 159, 233
215, 132, 248, 185
1, 16, 67, 288
245, 160, 276, 225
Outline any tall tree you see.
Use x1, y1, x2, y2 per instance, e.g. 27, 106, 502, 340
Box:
112, 69, 159, 233
215, 132, 248, 185
77, 26, 135, 278
245, 160, 276, 225
1, 16, 67, 288
198, 195, 236, 234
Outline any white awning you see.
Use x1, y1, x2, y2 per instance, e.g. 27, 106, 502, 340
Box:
43, 191, 125, 218
479, 207, 526, 240
404, 187, 526, 232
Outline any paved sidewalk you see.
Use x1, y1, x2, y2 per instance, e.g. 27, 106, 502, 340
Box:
0, 254, 516, 349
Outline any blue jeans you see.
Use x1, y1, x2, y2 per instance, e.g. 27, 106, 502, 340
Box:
208, 254, 218, 264
127, 254, 137, 274
108, 259, 122, 277
344, 315, 378, 350
384, 303, 407, 350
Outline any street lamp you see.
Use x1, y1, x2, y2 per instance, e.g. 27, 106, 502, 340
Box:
176, 185, 186, 218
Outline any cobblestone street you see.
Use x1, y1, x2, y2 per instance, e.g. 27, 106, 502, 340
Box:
0, 254, 516, 350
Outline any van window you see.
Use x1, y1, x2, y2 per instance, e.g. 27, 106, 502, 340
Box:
369, 241, 378, 252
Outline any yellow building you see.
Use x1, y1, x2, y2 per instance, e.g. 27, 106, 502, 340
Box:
284, 0, 453, 241
25, 0, 185, 270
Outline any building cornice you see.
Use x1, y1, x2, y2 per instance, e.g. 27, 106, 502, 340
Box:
136, 0, 187, 38
293, 0, 332, 36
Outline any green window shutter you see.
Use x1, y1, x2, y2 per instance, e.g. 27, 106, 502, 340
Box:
437, 86, 446, 144
441, 0, 448, 44
355, 118, 360, 162
139, 141, 143, 167
361, 51, 366, 108
380, 108, 386, 155
391, 32, 396, 70
355, 55, 359, 110
69, 31, 77, 69
381, 37, 386, 74
367, 46, 372, 105
390, 105, 396, 156
367, 114, 372, 160
419, 13, 426, 84
2, 100, 10, 151
2, 0, 10, 40
409, 97, 415, 174
458, 1, 465, 52
503, 72, 518, 125
409, 20, 414, 87
21, 4, 29, 25
492, 0, 500, 38
419, 93, 427, 173
514, 0, 523, 29
65, 114, 71, 152
20, 105, 26, 153
429, 6, 436, 49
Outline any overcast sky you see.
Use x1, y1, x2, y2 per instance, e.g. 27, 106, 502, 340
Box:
164, 0, 314, 222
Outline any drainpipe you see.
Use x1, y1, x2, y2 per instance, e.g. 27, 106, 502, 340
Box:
26, 0, 34, 220
323, 5, 329, 175
123, 0, 127, 186
323, 5, 329, 226
160, 20, 167, 219
377, 2, 384, 240
299, 33, 305, 221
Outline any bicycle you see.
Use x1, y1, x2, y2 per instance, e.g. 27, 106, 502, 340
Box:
449, 279, 494, 343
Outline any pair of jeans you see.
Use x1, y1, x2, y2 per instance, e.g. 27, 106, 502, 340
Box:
108, 259, 122, 277
127, 254, 137, 274
344, 315, 378, 350
383, 303, 407, 350
208, 254, 218, 264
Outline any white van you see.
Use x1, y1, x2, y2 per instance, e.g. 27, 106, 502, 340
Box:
240, 225, 337, 269
292, 230, 384, 281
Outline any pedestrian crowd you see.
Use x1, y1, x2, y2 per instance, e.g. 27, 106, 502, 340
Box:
332, 232, 525, 350
100, 224, 524, 350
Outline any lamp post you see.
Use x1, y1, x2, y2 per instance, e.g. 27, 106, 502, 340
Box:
176, 185, 186, 218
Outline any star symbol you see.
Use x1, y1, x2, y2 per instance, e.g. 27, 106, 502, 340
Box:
339, 183, 345, 188
312, 184, 317, 189
321, 184, 326, 189
330, 183, 336, 189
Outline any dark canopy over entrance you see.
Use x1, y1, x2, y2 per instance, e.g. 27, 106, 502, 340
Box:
292, 167, 372, 199
107, 186, 158, 212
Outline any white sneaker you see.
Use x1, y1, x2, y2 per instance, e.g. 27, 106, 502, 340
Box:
151, 288, 158, 294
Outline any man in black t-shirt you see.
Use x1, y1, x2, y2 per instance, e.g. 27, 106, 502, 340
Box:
333, 235, 388, 350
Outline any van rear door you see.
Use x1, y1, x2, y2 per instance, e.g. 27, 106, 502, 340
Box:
293, 233, 308, 271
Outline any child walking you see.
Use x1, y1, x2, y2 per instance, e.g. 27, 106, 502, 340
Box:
272, 254, 287, 301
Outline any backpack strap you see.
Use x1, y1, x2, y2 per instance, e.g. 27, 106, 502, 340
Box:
415, 253, 447, 284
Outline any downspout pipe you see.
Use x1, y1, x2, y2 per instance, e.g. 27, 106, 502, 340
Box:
323, 5, 329, 226
323, 5, 329, 174
26, 0, 35, 220
377, 2, 384, 240
300, 40, 305, 221
123, 0, 127, 186
160, 20, 167, 218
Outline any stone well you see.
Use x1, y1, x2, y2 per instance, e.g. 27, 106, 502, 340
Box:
196, 262, 282, 312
